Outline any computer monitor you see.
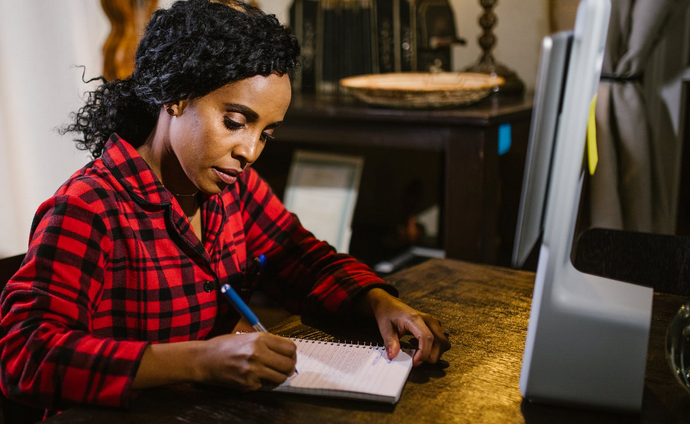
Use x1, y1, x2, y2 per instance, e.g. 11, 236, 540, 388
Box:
511, 30, 569, 270
513, 0, 654, 412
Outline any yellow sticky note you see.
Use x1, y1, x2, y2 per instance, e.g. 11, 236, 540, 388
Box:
587, 94, 598, 175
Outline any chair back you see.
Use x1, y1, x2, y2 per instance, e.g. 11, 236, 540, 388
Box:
0, 254, 45, 424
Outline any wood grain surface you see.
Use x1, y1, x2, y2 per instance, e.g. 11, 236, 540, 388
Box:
42, 259, 690, 424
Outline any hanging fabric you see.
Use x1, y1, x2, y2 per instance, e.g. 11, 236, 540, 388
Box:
588, 0, 685, 233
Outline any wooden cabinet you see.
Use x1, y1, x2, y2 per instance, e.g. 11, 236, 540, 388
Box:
254, 93, 533, 266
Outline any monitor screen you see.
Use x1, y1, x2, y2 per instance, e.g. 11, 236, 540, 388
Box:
511, 31, 571, 269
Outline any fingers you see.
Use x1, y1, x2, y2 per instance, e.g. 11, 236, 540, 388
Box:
377, 319, 401, 360
240, 366, 287, 391
254, 357, 294, 385
422, 316, 451, 364
367, 292, 451, 366
399, 314, 450, 366
261, 345, 297, 376
254, 333, 297, 376
409, 322, 435, 367
202, 333, 297, 390
264, 333, 297, 357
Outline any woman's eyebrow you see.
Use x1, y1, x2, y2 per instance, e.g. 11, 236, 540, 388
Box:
224, 103, 259, 121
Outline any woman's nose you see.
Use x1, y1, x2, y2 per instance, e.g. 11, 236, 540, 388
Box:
232, 132, 263, 165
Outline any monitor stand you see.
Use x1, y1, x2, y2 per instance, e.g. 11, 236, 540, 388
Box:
520, 195, 653, 412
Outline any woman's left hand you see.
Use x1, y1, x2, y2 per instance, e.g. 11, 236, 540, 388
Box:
356, 288, 451, 367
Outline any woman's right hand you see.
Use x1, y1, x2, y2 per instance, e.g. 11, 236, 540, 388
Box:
132, 332, 297, 391
196, 332, 297, 390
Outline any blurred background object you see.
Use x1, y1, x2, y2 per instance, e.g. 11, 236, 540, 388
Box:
101, 0, 159, 81
101, 0, 262, 81
583, 0, 690, 237
546, 0, 690, 239
289, 0, 466, 94
2, 0, 686, 271
548, 0, 579, 32
463, 0, 525, 95
339, 71, 504, 108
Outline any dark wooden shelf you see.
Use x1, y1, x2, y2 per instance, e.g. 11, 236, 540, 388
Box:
286, 92, 534, 126
259, 92, 534, 265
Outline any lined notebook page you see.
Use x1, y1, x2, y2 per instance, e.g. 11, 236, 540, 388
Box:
273, 338, 415, 403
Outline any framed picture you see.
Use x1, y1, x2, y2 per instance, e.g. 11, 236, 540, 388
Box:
283, 151, 364, 253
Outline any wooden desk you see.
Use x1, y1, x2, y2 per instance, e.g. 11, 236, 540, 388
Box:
43, 259, 690, 423
256, 94, 534, 265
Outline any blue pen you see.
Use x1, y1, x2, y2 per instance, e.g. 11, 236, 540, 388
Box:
220, 282, 269, 332
220, 254, 299, 373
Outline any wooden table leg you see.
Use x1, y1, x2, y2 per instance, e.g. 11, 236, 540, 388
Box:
444, 126, 501, 264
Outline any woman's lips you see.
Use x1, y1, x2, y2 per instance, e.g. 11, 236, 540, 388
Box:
213, 167, 240, 185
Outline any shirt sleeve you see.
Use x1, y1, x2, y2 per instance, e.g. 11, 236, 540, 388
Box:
0, 194, 148, 410
238, 169, 398, 320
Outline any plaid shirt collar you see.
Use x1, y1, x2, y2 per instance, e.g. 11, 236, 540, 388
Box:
101, 133, 174, 207
100, 134, 229, 260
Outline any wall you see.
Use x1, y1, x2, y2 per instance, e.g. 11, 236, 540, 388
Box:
0, 1, 109, 257
452, 0, 550, 91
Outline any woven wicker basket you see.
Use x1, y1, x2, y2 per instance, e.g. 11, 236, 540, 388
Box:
339, 72, 505, 109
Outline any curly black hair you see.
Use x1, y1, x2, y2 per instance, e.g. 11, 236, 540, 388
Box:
62, 0, 300, 158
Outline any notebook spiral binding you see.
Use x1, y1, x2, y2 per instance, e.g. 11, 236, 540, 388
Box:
289, 338, 383, 349
235, 331, 383, 349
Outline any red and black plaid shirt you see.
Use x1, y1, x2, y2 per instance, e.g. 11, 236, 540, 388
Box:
0, 134, 394, 410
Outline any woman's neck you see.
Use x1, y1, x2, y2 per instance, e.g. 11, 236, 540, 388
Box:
137, 114, 197, 197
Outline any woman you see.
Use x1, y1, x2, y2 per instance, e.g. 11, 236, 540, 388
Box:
0, 0, 450, 411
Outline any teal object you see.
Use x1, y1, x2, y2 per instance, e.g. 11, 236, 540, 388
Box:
498, 123, 512, 156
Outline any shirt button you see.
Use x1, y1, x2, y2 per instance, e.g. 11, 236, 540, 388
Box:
203, 281, 215, 293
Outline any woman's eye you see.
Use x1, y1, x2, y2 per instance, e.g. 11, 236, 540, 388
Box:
260, 132, 275, 142
224, 117, 243, 130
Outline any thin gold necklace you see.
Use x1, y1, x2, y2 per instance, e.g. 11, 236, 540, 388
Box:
169, 190, 199, 197
168, 189, 199, 218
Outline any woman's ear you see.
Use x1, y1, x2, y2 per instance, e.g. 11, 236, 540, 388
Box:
176, 99, 188, 115
164, 100, 188, 117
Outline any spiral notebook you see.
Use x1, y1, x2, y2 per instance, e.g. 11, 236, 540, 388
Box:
272, 338, 415, 404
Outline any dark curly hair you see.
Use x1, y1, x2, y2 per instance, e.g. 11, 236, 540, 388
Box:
62, 0, 300, 158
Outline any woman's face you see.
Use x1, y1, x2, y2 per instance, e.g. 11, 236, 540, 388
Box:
167, 73, 292, 195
